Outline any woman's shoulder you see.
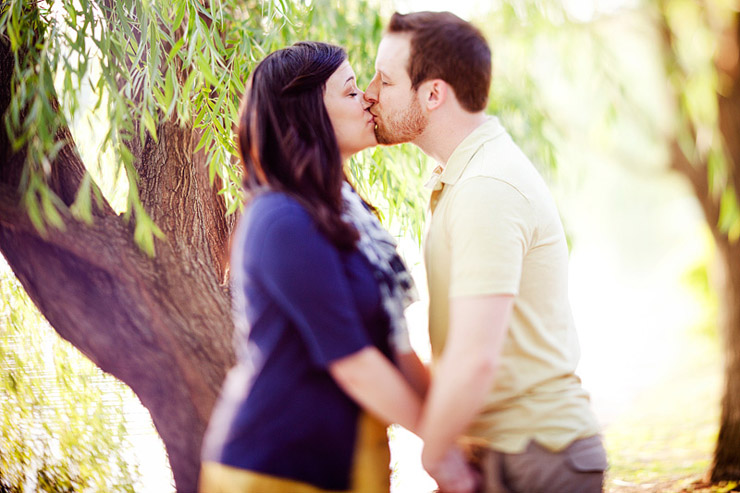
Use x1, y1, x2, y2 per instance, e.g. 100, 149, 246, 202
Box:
245, 191, 311, 228
232, 192, 313, 266
249, 190, 303, 212
236, 192, 318, 251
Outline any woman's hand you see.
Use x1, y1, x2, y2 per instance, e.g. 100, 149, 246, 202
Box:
425, 446, 480, 493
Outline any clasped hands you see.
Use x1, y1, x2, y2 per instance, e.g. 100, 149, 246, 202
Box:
423, 446, 481, 493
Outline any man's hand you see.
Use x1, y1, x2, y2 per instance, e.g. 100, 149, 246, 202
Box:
424, 446, 480, 493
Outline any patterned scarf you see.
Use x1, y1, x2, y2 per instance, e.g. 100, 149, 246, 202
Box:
341, 183, 417, 355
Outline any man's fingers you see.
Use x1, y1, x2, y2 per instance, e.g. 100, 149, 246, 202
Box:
435, 465, 478, 493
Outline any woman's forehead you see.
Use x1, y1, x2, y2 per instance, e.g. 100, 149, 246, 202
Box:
326, 60, 355, 90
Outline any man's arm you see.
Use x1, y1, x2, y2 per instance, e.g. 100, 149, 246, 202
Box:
418, 294, 514, 474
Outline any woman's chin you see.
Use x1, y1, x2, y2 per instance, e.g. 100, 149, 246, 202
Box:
359, 139, 379, 153
344, 137, 379, 160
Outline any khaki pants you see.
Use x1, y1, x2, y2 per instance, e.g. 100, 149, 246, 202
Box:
466, 435, 607, 493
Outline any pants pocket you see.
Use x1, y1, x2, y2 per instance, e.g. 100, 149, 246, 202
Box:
565, 435, 608, 473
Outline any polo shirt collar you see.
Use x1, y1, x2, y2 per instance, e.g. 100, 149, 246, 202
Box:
438, 116, 506, 186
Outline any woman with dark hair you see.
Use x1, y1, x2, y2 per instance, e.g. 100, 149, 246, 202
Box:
199, 42, 476, 493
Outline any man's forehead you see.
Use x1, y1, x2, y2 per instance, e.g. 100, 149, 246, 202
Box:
375, 33, 411, 73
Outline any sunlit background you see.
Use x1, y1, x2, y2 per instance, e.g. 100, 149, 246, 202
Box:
0, 0, 725, 491
390, 2, 717, 492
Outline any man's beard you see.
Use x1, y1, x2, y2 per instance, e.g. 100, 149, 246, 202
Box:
374, 97, 428, 145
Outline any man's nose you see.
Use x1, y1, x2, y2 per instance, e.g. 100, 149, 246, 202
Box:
364, 77, 379, 104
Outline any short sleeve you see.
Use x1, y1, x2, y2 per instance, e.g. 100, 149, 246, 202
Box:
446, 177, 532, 297
247, 199, 371, 368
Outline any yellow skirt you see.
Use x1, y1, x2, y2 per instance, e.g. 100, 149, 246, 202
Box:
199, 414, 391, 493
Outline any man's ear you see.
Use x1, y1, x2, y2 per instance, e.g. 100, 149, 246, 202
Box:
419, 79, 447, 111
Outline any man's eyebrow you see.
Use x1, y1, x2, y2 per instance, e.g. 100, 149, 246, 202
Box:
344, 75, 355, 85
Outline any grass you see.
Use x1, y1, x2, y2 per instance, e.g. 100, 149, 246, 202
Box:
602, 327, 730, 492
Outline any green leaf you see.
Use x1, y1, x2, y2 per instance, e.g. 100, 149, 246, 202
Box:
173, 1, 187, 31
194, 127, 211, 152
40, 186, 65, 230
226, 196, 240, 215
718, 187, 740, 242
208, 157, 217, 184
165, 37, 185, 66
132, 202, 166, 257
196, 54, 219, 87
70, 173, 94, 225
152, 85, 166, 108
24, 190, 46, 236
141, 107, 158, 142
164, 68, 175, 116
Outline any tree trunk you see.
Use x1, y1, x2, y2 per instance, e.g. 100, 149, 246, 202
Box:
663, 5, 740, 481
712, 11, 740, 482
0, 34, 235, 493
712, 240, 740, 480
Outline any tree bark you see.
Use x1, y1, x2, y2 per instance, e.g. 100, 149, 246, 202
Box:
712, 240, 740, 481
711, 10, 740, 481
660, 3, 740, 481
0, 31, 235, 493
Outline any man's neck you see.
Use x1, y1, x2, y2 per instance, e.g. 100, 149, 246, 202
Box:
413, 111, 489, 165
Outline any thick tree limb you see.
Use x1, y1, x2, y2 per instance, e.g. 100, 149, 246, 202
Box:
716, 14, 740, 199
0, 18, 235, 492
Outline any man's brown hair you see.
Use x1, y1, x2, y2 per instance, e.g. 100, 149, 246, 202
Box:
387, 11, 491, 112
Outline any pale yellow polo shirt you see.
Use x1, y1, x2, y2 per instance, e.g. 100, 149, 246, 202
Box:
424, 117, 600, 454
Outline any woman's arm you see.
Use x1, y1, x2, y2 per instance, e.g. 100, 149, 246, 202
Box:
396, 350, 431, 398
329, 347, 479, 493
329, 346, 422, 432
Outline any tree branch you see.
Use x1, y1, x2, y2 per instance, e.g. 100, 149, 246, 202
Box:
716, 12, 740, 198
656, 0, 723, 241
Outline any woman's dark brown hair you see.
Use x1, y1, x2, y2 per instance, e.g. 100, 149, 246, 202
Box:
237, 41, 359, 250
